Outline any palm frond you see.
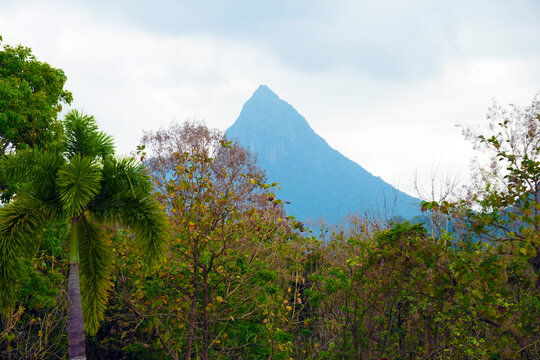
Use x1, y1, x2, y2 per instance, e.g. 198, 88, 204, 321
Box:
0, 149, 64, 200
93, 132, 115, 160
63, 110, 115, 159
87, 156, 167, 268
90, 156, 152, 223
77, 217, 113, 335
114, 195, 168, 269
0, 198, 50, 310
101, 156, 152, 199
56, 155, 102, 217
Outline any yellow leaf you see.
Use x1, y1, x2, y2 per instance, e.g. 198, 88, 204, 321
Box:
216, 296, 224, 303
285, 305, 292, 311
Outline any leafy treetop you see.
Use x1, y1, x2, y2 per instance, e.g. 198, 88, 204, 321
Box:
0, 35, 73, 155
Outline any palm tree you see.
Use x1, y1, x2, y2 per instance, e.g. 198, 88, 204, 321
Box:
0, 110, 167, 359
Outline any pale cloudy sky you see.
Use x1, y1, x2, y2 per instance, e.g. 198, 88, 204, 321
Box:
1, 0, 539, 196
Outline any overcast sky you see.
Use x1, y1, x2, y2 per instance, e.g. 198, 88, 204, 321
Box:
2, 0, 539, 197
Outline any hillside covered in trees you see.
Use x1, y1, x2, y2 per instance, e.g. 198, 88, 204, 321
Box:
0, 37, 539, 360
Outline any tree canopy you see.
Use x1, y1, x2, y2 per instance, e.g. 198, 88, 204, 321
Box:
0, 35, 72, 154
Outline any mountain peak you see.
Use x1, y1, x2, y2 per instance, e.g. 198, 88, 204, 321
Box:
230, 85, 311, 132
248, 85, 281, 106
227, 87, 421, 223
253, 84, 278, 98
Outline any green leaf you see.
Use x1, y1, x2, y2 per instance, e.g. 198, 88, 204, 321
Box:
78, 217, 114, 335
63, 110, 114, 159
0, 198, 49, 310
56, 154, 101, 217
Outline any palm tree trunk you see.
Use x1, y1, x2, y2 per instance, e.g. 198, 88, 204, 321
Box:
68, 219, 86, 359
68, 262, 86, 359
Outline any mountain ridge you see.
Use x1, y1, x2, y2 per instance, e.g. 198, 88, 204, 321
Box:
226, 85, 421, 223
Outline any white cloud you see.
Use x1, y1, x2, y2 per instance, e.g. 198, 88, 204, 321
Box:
1, 0, 539, 198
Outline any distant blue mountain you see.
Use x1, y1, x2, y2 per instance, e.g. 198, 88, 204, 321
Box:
226, 85, 421, 224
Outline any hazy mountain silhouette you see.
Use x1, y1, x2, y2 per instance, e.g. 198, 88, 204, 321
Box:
226, 85, 421, 224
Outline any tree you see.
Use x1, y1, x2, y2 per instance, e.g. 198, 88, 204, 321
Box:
462, 93, 540, 284
0, 35, 72, 155
454, 93, 540, 359
100, 120, 296, 359
0, 35, 73, 203
0, 110, 167, 359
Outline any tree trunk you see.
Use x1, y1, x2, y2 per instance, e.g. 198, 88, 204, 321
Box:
534, 246, 540, 290
352, 299, 361, 360
186, 290, 197, 360
68, 219, 86, 360
186, 240, 200, 360
397, 303, 408, 360
201, 271, 209, 360
351, 324, 360, 360
68, 262, 86, 359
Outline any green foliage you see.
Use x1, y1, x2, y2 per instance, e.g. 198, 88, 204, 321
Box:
0, 37, 72, 155
0, 109, 167, 344
0, 219, 69, 359
90, 121, 305, 359
63, 110, 114, 159
0, 198, 49, 310
78, 219, 114, 334
56, 154, 102, 217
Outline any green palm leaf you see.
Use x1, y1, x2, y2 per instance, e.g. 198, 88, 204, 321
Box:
77, 217, 113, 335
115, 195, 167, 269
90, 156, 166, 267
0, 198, 50, 310
63, 109, 115, 159
56, 154, 102, 217
100, 156, 152, 199
0, 149, 64, 200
